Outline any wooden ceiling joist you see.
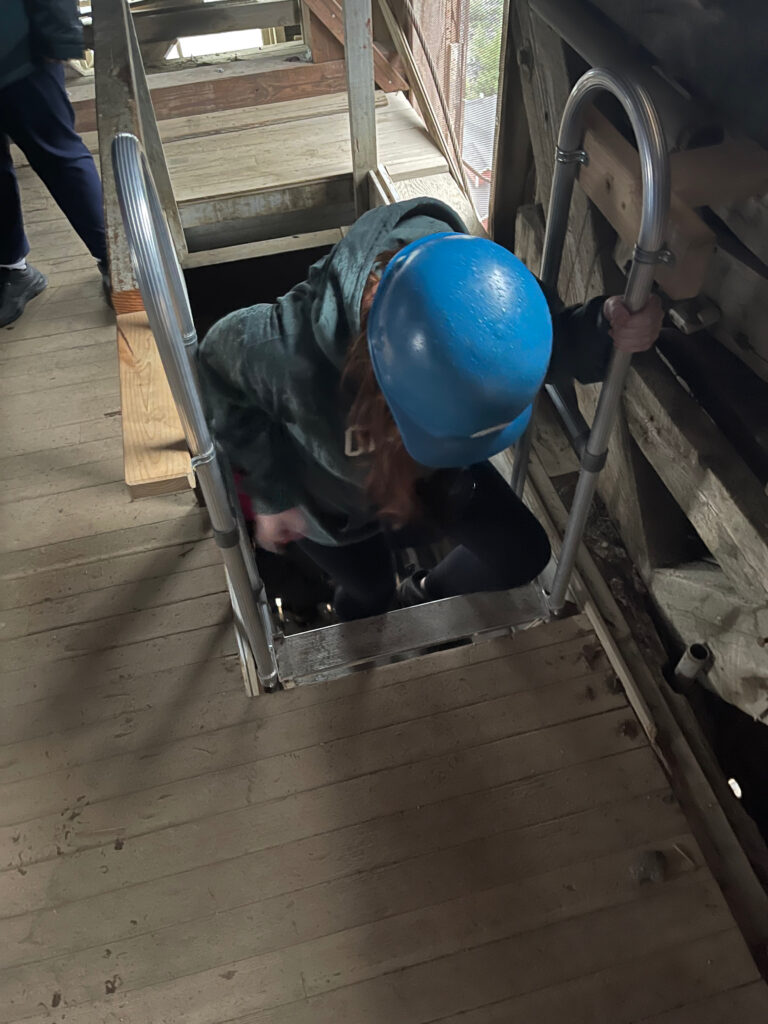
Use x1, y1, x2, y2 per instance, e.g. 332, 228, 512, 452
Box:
84, 0, 301, 48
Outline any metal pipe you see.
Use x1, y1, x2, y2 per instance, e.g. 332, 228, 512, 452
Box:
111, 132, 279, 693
529, 0, 721, 150
673, 642, 712, 693
510, 399, 535, 496
542, 68, 670, 613
544, 382, 590, 455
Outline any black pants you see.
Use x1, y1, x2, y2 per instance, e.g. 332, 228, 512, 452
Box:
0, 63, 107, 265
299, 463, 551, 621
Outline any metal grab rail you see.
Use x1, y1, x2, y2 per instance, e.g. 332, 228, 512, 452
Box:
111, 133, 279, 694
511, 68, 670, 613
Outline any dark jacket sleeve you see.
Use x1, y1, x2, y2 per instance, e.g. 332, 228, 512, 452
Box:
27, 0, 84, 60
546, 293, 614, 385
197, 312, 304, 516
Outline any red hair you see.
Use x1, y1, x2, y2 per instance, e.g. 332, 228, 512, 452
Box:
343, 251, 424, 526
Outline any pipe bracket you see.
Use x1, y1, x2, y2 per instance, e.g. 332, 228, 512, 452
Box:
633, 243, 676, 266
190, 445, 216, 470
555, 145, 589, 165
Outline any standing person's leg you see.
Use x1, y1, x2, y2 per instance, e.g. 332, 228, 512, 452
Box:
0, 64, 107, 264
0, 134, 29, 266
298, 533, 397, 621
423, 463, 551, 600
0, 132, 47, 326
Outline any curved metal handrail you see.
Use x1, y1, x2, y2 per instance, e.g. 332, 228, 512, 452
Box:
111, 133, 278, 691
512, 68, 670, 612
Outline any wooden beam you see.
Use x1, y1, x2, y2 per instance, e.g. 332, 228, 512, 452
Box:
578, 107, 716, 301
73, 54, 349, 133
342, 0, 378, 214
126, 0, 300, 45
377, 0, 465, 189
300, 2, 345, 62
93, 0, 142, 301
116, 311, 192, 497
181, 227, 344, 269
303, 0, 408, 91
670, 138, 768, 208
624, 352, 768, 602
179, 174, 355, 250
489, 0, 533, 249
659, 327, 768, 488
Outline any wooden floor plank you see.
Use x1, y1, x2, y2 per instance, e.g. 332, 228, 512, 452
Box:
0, 679, 630, 865
1, 564, 226, 640
0, 436, 120, 486
0, 412, 122, 461
0, 745, 662, 917
0, 846, 706, 1021
5, 878, 736, 1024
166, 95, 441, 204
0, 536, 219, 609
0, 455, 125, 506
0, 617, 591, 747
0, 792, 685, 973
638, 981, 768, 1023
433, 932, 763, 1024
0, 654, 242, 749
0, 510, 208, 580
0, 310, 114, 348
0, 344, 115, 396
0, 664, 628, 838
0, 322, 114, 361
0, 632, 611, 783
0, 620, 236, 712
0, 483, 196, 554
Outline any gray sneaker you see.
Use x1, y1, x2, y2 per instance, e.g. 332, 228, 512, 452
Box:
0, 265, 47, 328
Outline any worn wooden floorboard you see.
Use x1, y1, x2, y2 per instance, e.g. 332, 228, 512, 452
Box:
1, 135, 764, 1024
166, 94, 444, 204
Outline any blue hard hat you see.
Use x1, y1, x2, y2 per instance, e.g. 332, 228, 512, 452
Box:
367, 233, 553, 468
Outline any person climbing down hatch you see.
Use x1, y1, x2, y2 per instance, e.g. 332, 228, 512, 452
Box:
197, 198, 663, 623
0, 0, 109, 328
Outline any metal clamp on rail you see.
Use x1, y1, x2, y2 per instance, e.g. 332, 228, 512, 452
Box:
510, 68, 671, 614
555, 145, 589, 165
632, 243, 675, 266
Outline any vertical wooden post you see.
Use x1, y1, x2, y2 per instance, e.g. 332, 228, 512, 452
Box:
489, 0, 533, 249
94, 0, 186, 309
342, 0, 378, 215
94, 0, 142, 305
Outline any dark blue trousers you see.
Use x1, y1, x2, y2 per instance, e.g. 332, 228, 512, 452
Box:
0, 63, 106, 265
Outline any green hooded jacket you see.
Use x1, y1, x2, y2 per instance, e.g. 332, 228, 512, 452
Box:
197, 198, 611, 546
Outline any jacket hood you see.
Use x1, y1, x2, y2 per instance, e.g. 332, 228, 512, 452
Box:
282, 198, 468, 370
